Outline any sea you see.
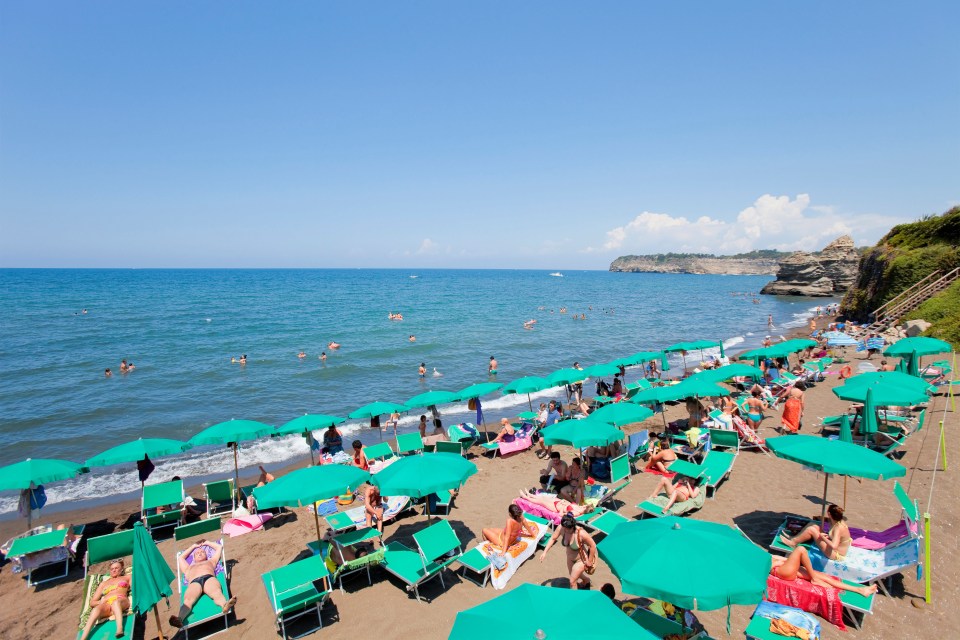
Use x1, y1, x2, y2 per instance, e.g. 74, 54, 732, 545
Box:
0, 269, 838, 517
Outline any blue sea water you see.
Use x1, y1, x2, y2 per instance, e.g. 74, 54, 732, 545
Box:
0, 269, 835, 515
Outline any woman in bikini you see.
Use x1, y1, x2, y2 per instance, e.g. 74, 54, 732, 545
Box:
744, 388, 767, 430
644, 436, 677, 473
779, 504, 853, 561
646, 474, 701, 514
540, 514, 598, 589
518, 489, 595, 518
770, 547, 877, 597
482, 504, 538, 552
79, 559, 131, 640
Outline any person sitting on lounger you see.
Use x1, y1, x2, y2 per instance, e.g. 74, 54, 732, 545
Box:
482, 504, 538, 552
643, 435, 677, 473
559, 457, 584, 503
539, 452, 569, 491
79, 558, 131, 640
364, 484, 384, 534
770, 546, 877, 597
490, 417, 515, 444
518, 489, 595, 517
540, 514, 598, 589
646, 474, 700, 514
246, 465, 275, 512
169, 539, 236, 629
779, 504, 853, 561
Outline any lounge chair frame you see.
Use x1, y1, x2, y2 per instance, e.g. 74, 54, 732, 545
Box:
141, 479, 185, 535
382, 519, 462, 602
203, 479, 236, 519
79, 529, 137, 640
262, 554, 331, 640
7, 523, 85, 588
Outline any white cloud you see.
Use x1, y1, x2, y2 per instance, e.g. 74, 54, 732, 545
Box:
589, 194, 903, 257
415, 238, 438, 255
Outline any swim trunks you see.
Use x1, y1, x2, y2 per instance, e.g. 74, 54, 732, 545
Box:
191, 574, 214, 589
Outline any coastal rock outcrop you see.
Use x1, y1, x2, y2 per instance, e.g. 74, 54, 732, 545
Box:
760, 236, 860, 297
609, 255, 781, 275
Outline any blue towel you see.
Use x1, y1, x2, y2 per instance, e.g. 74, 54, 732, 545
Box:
754, 601, 820, 640
314, 498, 338, 516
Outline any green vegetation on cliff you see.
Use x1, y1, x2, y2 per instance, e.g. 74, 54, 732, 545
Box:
903, 280, 960, 347
615, 249, 791, 263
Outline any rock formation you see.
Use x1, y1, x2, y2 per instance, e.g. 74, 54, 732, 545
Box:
760, 236, 860, 296
609, 256, 780, 275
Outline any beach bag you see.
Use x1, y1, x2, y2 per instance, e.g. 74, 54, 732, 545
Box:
467, 398, 477, 410
29, 485, 47, 510
489, 551, 508, 571
590, 458, 611, 482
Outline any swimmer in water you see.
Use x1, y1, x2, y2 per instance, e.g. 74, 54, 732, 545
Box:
239, 354, 247, 365
328, 342, 341, 349
489, 356, 498, 375
419, 363, 426, 378
298, 351, 306, 359
409, 335, 416, 342
320, 352, 327, 362
105, 368, 112, 377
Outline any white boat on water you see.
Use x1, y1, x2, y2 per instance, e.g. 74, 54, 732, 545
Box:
549, 272, 563, 277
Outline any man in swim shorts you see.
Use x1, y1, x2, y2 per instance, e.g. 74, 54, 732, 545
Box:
170, 539, 236, 628
489, 356, 498, 374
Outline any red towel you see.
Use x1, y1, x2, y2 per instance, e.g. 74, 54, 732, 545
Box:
766, 574, 845, 630
643, 468, 676, 478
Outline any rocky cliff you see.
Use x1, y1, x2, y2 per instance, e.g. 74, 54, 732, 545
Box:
609, 253, 783, 275
760, 236, 860, 296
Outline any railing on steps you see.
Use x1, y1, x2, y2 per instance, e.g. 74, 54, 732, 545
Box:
869, 267, 960, 331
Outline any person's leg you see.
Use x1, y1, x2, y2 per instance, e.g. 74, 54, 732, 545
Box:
374, 509, 383, 533
808, 570, 879, 597
481, 528, 503, 548
773, 547, 806, 581
170, 582, 203, 627
110, 597, 129, 636
569, 559, 589, 589
780, 524, 821, 548
647, 476, 670, 499
203, 575, 237, 612
79, 603, 110, 640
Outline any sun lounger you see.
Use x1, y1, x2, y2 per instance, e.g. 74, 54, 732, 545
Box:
364, 441, 397, 462
174, 518, 232, 639
700, 450, 736, 497
396, 432, 425, 456
637, 459, 706, 517
626, 429, 651, 472
6, 524, 84, 587
434, 440, 464, 456
578, 508, 629, 537
204, 479, 236, 518
479, 422, 535, 457
583, 454, 631, 508
381, 519, 463, 602
142, 479, 185, 535
708, 428, 740, 453
744, 602, 821, 640
630, 605, 709, 639
731, 415, 767, 451
766, 572, 875, 630
78, 529, 136, 640
470, 519, 547, 590
262, 554, 331, 640
429, 491, 452, 516
447, 423, 479, 452
455, 546, 491, 588
324, 495, 412, 533
307, 528, 385, 593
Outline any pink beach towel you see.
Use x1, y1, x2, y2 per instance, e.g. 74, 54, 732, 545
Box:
766, 575, 845, 630
222, 514, 272, 537
824, 519, 916, 550
513, 498, 561, 525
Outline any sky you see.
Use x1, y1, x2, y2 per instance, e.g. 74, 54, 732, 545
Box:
1, 2, 957, 269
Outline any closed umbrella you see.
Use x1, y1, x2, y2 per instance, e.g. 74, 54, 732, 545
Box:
541, 418, 625, 449
275, 414, 346, 465
590, 403, 655, 427
449, 583, 654, 640
190, 420, 274, 501
348, 401, 409, 440
502, 376, 553, 411
132, 521, 176, 640
455, 382, 504, 435
0, 458, 88, 530
372, 452, 477, 499
598, 517, 769, 629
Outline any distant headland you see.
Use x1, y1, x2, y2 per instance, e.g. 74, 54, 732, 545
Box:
608, 250, 787, 275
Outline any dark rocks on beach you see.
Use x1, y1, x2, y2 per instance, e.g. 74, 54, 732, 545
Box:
760, 235, 860, 297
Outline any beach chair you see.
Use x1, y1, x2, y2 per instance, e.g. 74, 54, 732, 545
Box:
262, 554, 331, 640
731, 415, 767, 451
396, 432, 425, 456
627, 429, 651, 472
142, 479, 185, 535
203, 479, 236, 518
578, 507, 629, 538
708, 428, 740, 453
382, 519, 463, 602
174, 518, 232, 639
364, 441, 397, 462
447, 423, 479, 452
766, 573, 876, 630
630, 605, 709, 639
699, 450, 736, 497
479, 422, 535, 458
637, 460, 707, 518
78, 529, 136, 640
455, 546, 492, 588
324, 495, 413, 533
434, 440, 465, 456
592, 454, 631, 508
306, 527, 384, 593
6, 523, 84, 588
429, 491, 452, 516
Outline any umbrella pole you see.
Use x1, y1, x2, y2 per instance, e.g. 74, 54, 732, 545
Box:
843, 476, 847, 511
820, 474, 830, 521
153, 605, 167, 640
27, 487, 32, 532
233, 443, 241, 503
313, 506, 323, 548
527, 393, 533, 412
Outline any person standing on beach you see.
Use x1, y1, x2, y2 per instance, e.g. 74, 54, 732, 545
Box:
489, 356, 498, 375
768, 314, 775, 329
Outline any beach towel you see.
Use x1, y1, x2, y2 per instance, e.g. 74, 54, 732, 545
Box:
766, 574, 845, 630
754, 601, 821, 640
807, 537, 920, 584
477, 521, 547, 589
513, 497, 562, 525
498, 422, 535, 455
638, 489, 706, 517
822, 519, 917, 551
781, 397, 802, 433
336, 495, 411, 527
368, 456, 398, 474
179, 539, 226, 586
642, 467, 677, 478
732, 415, 766, 448
222, 513, 272, 537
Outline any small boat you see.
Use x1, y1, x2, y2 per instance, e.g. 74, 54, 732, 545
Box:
549, 272, 563, 277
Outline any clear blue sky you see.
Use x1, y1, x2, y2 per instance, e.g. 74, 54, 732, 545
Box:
2, 2, 957, 268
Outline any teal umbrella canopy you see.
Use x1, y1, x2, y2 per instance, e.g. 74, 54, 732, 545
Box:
665, 340, 723, 353
405, 390, 459, 410
348, 401, 409, 420
884, 336, 952, 358
672, 379, 731, 398
449, 583, 655, 640
190, 419, 274, 446
580, 363, 621, 379
455, 382, 503, 400
86, 438, 193, 468
590, 402, 655, 426
372, 453, 477, 498
131, 521, 175, 615
766, 435, 906, 480
541, 418, 625, 449
546, 368, 587, 387
253, 465, 370, 510
689, 364, 763, 384
610, 350, 663, 368
502, 376, 553, 395
598, 517, 769, 610
842, 371, 935, 395
630, 385, 691, 406
275, 414, 345, 436
0, 458, 87, 491
833, 382, 930, 407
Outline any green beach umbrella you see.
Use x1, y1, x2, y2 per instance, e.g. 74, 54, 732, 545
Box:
689, 364, 763, 384
253, 464, 370, 544
405, 390, 459, 410
590, 402, 655, 427
449, 583, 654, 640
832, 381, 930, 407
673, 379, 731, 399
841, 371, 936, 394
546, 367, 587, 387
580, 362, 622, 379
630, 385, 691, 430
666, 340, 725, 371
598, 517, 769, 615
131, 521, 175, 638
190, 419, 274, 501
372, 452, 477, 499
348, 401, 409, 439
0, 458, 88, 530
275, 414, 346, 465
454, 382, 503, 401
766, 434, 906, 517
541, 418, 625, 449
610, 350, 663, 368
884, 336, 952, 376
85, 438, 193, 467
517, 411, 539, 420
502, 376, 553, 411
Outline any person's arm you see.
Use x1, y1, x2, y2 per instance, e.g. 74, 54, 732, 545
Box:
90, 580, 108, 607
583, 533, 598, 568
540, 527, 561, 561
206, 539, 223, 565
178, 544, 197, 574
821, 524, 841, 553
521, 518, 537, 539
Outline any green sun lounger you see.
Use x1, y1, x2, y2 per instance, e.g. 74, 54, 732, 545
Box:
455, 546, 491, 588
142, 479, 185, 535
631, 605, 708, 638
434, 440, 464, 456
580, 508, 629, 537
204, 479, 236, 518
307, 531, 386, 594
174, 518, 232, 639
78, 529, 136, 640
708, 428, 740, 453
363, 441, 397, 462
262, 554, 331, 640
381, 519, 463, 602
700, 450, 736, 497
637, 460, 707, 518
396, 432, 425, 455
8, 524, 84, 587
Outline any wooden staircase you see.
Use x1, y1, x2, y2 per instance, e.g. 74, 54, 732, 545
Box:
863, 267, 960, 333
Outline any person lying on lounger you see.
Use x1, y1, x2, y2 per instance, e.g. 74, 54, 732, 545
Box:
779, 504, 853, 561
770, 546, 877, 597
321, 528, 373, 566
646, 474, 700, 514
482, 504, 538, 552
169, 539, 237, 628
518, 489, 595, 517
643, 436, 677, 473
79, 558, 131, 640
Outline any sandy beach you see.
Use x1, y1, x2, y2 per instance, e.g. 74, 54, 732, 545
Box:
2, 323, 957, 640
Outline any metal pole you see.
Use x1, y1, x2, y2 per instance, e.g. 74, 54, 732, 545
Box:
233, 443, 241, 502
820, 474, 829, 521
940, 420, 948, 472
313, 506, 323, 548
924, 513, 932, 603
